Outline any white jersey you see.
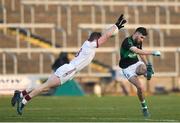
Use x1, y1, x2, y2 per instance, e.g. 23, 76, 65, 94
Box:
70, 40, 98, 72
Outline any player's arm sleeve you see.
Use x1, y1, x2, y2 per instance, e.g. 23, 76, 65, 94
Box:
97, 25, 118, 47
130, 46, 152, 55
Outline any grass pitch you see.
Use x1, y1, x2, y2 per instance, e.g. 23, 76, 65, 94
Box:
0, 95, 180, 122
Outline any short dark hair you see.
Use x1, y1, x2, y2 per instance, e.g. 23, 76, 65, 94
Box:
88, 32, 102, 41
135, 27, 148, 36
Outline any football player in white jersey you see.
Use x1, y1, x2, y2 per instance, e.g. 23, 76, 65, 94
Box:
11, 14, 126, 115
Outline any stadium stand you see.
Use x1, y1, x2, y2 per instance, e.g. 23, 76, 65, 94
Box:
0, 0, 180, 94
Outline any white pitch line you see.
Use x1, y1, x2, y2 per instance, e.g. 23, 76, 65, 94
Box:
79, 117, 179, 122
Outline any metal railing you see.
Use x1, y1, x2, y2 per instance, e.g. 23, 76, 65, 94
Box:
0, 23, 61, 48
1, 0, 16, 11
0, 47, 179, 76
21, 0, 180, 35
0, 5, 7, 34
0, 48, 117, 77
0, 47, 179, 90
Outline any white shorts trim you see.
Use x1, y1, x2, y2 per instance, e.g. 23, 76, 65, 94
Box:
54, 63, 76, 85
122, 61, 144, 80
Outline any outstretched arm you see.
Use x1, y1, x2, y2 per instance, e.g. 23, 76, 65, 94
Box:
130, 46, 161, 56
98, 25, 119, 46
98, 14, 126, 46
130, 46, 152, 55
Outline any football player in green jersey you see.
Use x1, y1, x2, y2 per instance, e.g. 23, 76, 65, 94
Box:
119, 27, 161, 117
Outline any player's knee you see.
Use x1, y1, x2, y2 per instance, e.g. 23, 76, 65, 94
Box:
52, 78, 61, 87
48, 74, 61, 87
136, 64, 147, 75
136, 85, 144, 93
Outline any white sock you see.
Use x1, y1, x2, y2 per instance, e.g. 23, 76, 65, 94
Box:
22, 98, 28, 105
141, 100, 146, 103
20, 93, 23, 98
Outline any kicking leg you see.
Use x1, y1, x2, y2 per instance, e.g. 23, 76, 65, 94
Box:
128, 76, 150, 117
135, 64, 147, 76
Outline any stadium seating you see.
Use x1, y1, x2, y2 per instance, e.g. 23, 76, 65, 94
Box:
0, 0, 180, 93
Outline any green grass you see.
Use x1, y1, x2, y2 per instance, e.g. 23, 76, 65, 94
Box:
0, 95, 180, 122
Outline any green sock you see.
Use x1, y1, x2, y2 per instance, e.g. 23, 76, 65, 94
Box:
141, 100, 148, 109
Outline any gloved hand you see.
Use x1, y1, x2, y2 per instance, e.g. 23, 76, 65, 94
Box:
146, 62, 154, 80
115, 14, 127, 30
152, 51, 161, 56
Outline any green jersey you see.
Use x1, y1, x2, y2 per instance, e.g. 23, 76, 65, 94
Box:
119, 36, 142, 68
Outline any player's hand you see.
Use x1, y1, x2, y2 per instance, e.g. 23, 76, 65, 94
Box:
152, 51, 161, 56
146, 62, 154, 80
115, 14, 127, 30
